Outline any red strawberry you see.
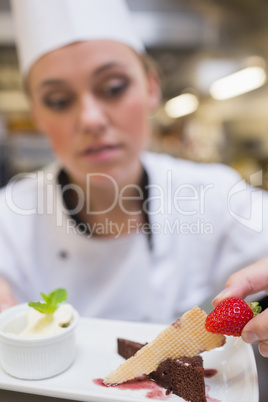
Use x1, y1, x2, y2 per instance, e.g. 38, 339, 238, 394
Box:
205, 297, 261, 337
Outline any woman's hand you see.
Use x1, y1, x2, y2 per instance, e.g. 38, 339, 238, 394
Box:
0, 278, 17, 312
212, 258, 268, 357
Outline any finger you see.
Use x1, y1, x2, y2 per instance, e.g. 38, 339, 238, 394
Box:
258, 341, 268, 357
242, 309, 268, 344
212, 258, 268, 307
212, 286, 247, 307
0, 278, 17, 311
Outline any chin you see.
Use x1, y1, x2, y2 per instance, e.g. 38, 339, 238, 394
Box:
85, 168, 126, 189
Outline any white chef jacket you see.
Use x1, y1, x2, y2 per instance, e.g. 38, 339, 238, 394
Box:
0, 152, 268, 324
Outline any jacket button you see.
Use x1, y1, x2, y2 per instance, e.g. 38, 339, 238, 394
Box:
59, 250, 68, 259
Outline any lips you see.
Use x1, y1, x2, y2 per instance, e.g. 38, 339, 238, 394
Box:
78, 143, 124, 163
80, 143, 121, 155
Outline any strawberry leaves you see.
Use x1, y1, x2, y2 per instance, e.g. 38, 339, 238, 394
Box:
29, 288, 67, 314
248, 302, 262, 317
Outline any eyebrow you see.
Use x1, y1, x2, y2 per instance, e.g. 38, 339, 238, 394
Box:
38, 79, 66, 89
93, 62, 126, 76
38, 62, 127, 90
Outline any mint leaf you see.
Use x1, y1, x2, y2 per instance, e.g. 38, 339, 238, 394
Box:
48, 289, 67, 307
40, 292, 50, 303
29, 301, 57, 314
29, 288, 68, 315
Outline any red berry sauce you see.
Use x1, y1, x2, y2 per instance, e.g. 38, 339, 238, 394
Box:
205, 384, 221, 402
93, 369, 220, 401
93, 376, 170, 400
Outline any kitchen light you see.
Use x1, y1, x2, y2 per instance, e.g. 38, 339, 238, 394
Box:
210, 66, 266, 100
164, 93, 199, 118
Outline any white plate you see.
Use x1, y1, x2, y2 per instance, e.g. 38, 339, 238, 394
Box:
0, 317, 258, 402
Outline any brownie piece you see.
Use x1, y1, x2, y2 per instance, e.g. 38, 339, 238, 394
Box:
149, 356, 206, 402
117, 338, 206, 402
117, 338, 146, 360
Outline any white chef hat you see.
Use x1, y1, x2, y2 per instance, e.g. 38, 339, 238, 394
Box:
11, 0, 144, 76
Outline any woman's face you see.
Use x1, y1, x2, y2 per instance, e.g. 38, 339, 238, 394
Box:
29, 41, 160, 188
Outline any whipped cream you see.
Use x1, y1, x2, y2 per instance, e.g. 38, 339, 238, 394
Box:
19, 304, 73, 338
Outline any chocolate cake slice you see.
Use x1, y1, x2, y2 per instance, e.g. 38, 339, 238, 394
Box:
106, 307, 224, 386
149, 356, 206, 402
117, 338, 146, 360
117, 338, 206, 402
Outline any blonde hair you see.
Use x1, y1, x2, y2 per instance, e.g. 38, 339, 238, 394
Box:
140, 53, 161, 79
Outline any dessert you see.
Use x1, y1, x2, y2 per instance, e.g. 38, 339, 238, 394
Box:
12, 288, 74, 338
18, 303, 73, 337
104, 306, 225, 385
117, 337, 146, 360
149, 356, 206, 402
117, 338, 206, 402
0, 288, 79, 380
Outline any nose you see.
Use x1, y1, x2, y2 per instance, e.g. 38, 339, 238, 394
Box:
78, 94, 108, 136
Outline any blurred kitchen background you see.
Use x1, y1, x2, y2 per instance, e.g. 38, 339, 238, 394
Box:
0, 0, 268, 188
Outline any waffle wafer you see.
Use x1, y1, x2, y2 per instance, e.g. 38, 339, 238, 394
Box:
104, 306, 225, 385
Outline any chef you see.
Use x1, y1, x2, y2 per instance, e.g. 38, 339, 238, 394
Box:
1, 0, 268, 324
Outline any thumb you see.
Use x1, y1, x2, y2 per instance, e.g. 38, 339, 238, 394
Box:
212, 285, 245, 307
212, 258, 268, 307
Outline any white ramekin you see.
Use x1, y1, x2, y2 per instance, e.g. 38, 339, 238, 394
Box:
0, 303, 79, 380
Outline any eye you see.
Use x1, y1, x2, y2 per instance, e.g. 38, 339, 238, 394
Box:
102, 78, 129, 98
43, 96, 73, 111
